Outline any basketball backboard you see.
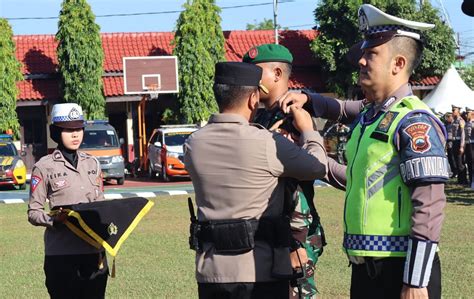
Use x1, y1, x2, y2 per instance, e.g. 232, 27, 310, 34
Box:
123, 56, 179, 95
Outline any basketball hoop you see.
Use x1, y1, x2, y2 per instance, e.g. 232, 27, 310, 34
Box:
145, 83, 160, 100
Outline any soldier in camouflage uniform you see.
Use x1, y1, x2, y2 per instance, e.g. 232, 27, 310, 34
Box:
243, 44, 326, 299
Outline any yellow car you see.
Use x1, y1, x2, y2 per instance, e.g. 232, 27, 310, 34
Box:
0, 135, 27, 189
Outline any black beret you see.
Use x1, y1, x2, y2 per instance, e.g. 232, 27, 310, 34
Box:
214, 62, 262, 87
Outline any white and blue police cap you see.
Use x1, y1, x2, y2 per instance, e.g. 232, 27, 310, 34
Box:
358, 4, 435, 49
51, 103, 85, 129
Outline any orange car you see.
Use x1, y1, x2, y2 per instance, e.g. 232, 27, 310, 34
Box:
147, 125, 197, 181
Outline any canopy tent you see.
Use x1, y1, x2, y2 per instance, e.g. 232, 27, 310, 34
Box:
422, 66, 474, 113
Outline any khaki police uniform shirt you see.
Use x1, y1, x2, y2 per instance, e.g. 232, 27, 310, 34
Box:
452, 117, 466, 148
184, 113, 327, 283
28, 149, 105, 255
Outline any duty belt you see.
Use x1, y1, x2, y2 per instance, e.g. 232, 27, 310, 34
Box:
453, 137, 462, 140
188, 198, 291, 254
348, 255, 385, 265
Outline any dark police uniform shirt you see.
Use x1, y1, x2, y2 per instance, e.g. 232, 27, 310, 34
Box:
465, 121, 474, 144
309, 84, 447, 243
28, 149, 105, 255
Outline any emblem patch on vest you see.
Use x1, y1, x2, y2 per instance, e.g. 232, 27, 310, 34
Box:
403, 122, 431, 153
375, 111, 398, 133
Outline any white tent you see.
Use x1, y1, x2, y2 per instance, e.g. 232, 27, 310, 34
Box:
422, 66, 474, 113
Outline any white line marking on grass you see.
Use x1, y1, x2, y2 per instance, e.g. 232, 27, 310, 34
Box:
135, 192, 157, 198
167, 190, 188, 195
104, 194, 123, 199
3, 199, 25, 204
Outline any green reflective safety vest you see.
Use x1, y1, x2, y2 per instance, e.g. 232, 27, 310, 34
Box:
343, 96, 432, 257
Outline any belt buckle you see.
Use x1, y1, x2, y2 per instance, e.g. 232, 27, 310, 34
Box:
348, 255, 365, 265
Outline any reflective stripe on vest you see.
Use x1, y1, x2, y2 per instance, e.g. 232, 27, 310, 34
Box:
344, 233, 409, 252
344, 96, 432, 257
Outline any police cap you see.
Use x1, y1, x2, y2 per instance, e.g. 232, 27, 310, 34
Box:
452, 104, 461, 110
243, 44, 293, 64
51, 103, 85, 129
466, 107, 473, 113
358, 4, 434, 49
214, 62, 262, 87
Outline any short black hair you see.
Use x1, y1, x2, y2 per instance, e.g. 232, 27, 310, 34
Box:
388, 36, 423, 74
213, 83, 258, 111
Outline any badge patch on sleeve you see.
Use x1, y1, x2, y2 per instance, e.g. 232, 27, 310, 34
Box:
403, 122, 431, 153
31, 175, 41, 193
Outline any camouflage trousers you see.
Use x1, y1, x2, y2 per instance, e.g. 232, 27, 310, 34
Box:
290, 191, 324, 299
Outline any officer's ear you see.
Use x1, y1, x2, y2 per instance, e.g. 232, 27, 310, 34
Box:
273, 66, 283, 82
392, 54, 407, 76
248, 89, 259, 111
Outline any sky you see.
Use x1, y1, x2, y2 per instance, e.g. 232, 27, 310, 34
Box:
1, 0, 473, 60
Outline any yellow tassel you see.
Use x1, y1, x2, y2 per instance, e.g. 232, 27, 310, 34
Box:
111, 257, 116, 278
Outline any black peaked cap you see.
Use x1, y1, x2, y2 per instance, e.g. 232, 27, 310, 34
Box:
215, 62, 262, 87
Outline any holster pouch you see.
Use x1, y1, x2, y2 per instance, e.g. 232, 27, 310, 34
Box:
208, 219, 256, 254
270, 247, 294, 280
189, 221, 202, 252
188, 198, 202, 252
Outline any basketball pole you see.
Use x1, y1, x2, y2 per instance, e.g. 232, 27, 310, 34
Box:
139, 86, 159, 173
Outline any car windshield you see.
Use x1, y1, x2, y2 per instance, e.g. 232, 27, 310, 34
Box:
80, 130, 119, 149
0, 143, 18, 156
164, 132, 193, 146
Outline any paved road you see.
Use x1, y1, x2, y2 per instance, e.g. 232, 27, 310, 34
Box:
0, 177, 329, 204
0, 177, 194, 204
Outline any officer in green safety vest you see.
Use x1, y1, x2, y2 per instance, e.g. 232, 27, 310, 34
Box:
278, 4, 448, 299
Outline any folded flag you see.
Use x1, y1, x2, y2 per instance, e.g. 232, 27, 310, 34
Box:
55, 197, 154, 257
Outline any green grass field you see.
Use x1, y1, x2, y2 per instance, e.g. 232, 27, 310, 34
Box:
0, 185, 473, 298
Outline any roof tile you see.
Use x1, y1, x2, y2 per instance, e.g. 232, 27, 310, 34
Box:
13, 30, 438, 101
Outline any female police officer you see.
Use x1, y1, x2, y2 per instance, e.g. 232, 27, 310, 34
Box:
28, 103, 108, 299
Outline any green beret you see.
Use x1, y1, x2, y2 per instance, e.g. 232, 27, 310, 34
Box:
243, 44, 293, 64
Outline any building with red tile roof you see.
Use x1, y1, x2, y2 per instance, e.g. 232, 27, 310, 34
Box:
15, 30, 327, 103
12, 30, 439, 170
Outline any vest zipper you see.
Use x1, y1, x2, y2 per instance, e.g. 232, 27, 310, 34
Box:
398, 186, 402, 228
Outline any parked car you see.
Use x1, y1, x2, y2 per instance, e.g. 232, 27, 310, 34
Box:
147, 125, 198, 181
0, 134, 27, 189
323, 121, 350, 165
80, 121, 125, 185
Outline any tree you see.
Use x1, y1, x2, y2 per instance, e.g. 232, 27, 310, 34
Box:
172, 0, 226, 124
459, 66, 474, 90
311, 0, 456, 97
0, 19, 22, 139
56, 0, 105, 120
246, 18, 287, 30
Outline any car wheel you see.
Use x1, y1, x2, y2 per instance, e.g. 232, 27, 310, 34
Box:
161, 164, 169, 182
148, 162, 157, 179
117, 177, 125, 185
